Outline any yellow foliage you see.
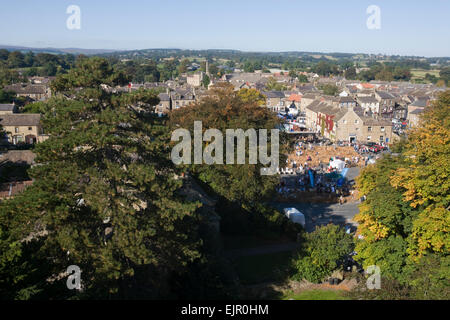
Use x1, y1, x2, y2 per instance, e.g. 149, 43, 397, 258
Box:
408, 207, 450, 261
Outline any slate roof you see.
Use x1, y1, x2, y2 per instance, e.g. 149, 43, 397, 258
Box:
376, 91, 395, 99
410, 99, 428, 107
0, 114, 41, 126
357, 96, 378, 104
158, 93, 170, 101
339, 96, 356, 103
409, 108, 425, 115
361, 116, 392, 126
4, 84, 47, 95
0, 104, 16, 112
262, 91, 285, 98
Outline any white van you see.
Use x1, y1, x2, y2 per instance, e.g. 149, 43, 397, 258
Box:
283, 207, 306, 228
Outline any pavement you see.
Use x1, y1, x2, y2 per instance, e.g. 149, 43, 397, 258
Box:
270, 201, 360, 233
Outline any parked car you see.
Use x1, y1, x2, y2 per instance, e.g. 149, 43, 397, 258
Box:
369, 144, 383, 153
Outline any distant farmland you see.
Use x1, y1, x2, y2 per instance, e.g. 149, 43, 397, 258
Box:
411, 68, 440, 78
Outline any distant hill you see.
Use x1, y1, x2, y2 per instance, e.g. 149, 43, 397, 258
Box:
0, 45, 119, 55
0, 45, 448, 62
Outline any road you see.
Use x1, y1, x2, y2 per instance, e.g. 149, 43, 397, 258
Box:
270, 201, 360, 232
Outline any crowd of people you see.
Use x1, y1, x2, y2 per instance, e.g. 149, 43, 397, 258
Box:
275, 138, 372, 203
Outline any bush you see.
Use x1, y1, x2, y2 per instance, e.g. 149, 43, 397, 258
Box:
292, 224, 354, 283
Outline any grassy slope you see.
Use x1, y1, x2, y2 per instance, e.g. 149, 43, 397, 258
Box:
283, 289, 349, 300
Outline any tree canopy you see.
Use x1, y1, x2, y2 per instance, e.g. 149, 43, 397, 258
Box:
354, 90, 450, 298
0, 57, 204, 299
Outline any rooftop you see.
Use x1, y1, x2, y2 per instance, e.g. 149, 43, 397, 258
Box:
0, 114, 41, 126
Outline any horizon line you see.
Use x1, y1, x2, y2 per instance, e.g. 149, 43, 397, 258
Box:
1, 43, 449, 59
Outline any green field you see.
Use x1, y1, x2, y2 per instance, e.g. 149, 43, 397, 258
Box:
283, 289, 349, 300
411, 68, 440, 78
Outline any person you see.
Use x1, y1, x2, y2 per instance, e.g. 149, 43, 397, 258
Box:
339, 195, 344, 205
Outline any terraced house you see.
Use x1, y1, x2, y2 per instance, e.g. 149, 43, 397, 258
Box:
0, 113, 48, 145
3, 83, 51, 101
305, 98, 395, 144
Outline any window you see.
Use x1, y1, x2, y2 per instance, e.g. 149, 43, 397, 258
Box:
355, 120, 359, 124
28, 127, 32, 131
342, 120, 347, 124
367, 136, 371, 141
380, 136, 384, 142
381, 126, 385, 132
368, 126, 372, 132
15, 127, 19, 133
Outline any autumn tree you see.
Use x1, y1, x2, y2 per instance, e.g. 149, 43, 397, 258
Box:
237, 88, 266, 106
354, 90, 450, 299
391, 90, 450, 260
169, 83, 286, 210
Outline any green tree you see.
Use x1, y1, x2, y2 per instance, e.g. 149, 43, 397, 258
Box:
178, 58, 190, 74
0, 49, 9, 61
202, 74, 210, 88
0, 89, 15, 103
42, 62, 57, 76
297, 74, 308, 83
265, 77, 287, 91
7, 51, 25, 68
344, 67, 357, 80
0, 57, 203, 299
292, 224, 354, 283
169, 83, 285, 210
439, 67, 450, 86
319, 84, 339, 96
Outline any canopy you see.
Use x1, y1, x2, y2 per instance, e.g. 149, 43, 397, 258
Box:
283, 208, 306, 227
329, 158, 346, 171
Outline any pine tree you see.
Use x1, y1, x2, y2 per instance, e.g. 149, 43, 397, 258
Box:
0, 57, 202, 299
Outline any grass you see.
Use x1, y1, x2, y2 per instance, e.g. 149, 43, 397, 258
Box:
410, 68, 440, 78
234, 250, 295, 285
283, 289, 349, 300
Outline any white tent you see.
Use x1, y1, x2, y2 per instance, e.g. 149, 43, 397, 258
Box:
329, 158, 346, 171
283, 208, 306, 227
288, 106, 299, 116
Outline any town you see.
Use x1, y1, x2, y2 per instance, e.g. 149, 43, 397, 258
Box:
0, 0, 448, 307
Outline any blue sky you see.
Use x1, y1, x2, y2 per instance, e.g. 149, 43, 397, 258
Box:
0, 0, 449, 56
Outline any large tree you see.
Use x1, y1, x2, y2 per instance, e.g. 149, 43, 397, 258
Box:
354, 90, 450, 299
169, 83, 285, 210
0, 57, 203, 299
